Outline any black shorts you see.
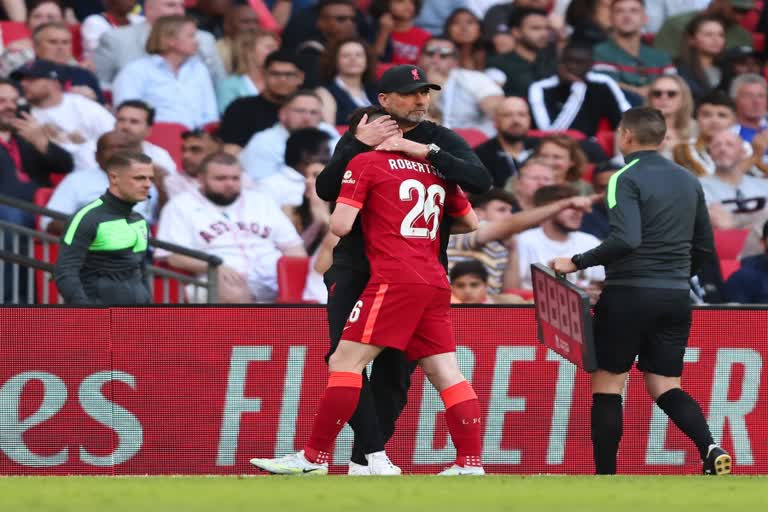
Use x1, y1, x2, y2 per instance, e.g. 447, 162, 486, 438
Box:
593, 286, 691, 377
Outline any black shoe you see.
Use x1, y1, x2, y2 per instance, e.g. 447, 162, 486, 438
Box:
703, 446, 732, 475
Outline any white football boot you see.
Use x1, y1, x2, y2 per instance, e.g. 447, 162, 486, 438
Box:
437, 464, 485, 476
347, 461, 371, 476
249, 451, 328, 476
365, 451, 402, 475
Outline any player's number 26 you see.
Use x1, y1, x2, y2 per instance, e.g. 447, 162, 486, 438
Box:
399, 179, 446, 240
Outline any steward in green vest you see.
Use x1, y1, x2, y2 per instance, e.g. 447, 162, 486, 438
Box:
55, 151, 154, 304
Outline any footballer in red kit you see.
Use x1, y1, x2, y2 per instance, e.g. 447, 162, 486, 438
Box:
335, 150, 471, 360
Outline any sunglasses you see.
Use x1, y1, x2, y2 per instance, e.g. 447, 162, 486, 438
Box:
423, 47, 457, 58
650, 89, 679, 98
329, 15, 355, 22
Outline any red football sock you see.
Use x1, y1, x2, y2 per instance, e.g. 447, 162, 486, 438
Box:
440, 380, 483, 467
303, 371, 362, 464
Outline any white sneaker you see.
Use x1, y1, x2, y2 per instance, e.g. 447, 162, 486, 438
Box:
348, 461, 371, 476
437, 464, 485, 476
249, 450, 328, 476
365, 451, 402, 475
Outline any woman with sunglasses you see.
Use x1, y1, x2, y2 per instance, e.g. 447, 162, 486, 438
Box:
646, 75, 696, 160
315, 37, 380, 126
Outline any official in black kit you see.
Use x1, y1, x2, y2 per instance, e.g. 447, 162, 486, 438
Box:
315, 65, 492, 473
551, 107, 731, 476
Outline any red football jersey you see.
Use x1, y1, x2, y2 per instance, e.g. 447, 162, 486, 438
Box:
337, 150, 472, 289
390, 27, 432, 65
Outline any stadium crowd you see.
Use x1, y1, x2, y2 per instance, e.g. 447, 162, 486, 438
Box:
1, 0, 768, 305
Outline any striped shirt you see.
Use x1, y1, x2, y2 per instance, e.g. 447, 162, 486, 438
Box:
448, 225, 508, 295
592, 39, 675, 88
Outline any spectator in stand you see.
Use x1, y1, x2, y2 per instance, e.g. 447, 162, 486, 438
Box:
155, 152, 306, 304
579, 162, 619, 240
484, 7, 556, 98
216, 29, 280, 113
654, 0, 753, 60
474, 97, 538, 187
238, 90, 339, 184
315, 37, 379, 126
216, 5, 262, 74
0, 0, 63, 77
29, 22, 104, 103
672, 90, 752, 176
281, 0, 368, 53
722, 220, 768, 303
565, 0, 612, 47
42, 130, 159, 234
449, 259, 493, 304
507, 158, 556, 211
112, 15, 219, 130
515, 184, 605, 297
413, 0, 466, 34
218, 49, 304, 152
0, 0, 26, 21
187, 0, 231, 39
717, 46, 765, 95
288, 0, 362, 89
417, 36, 503, 136
645, 75, 696, 159
591, 0, 675, 106
643, 0, 710, 35
114, 99, 178, 176
731, 74, 768, 148
81, 0, 144, 61
0, 78, 73, 302
448, 187, 596, 294
12, 60, 114, 173
443, 7, 486, 70
164, 128, 221, 197
676, 14, 727, 102
370, 0, 431, 65
255, 127, 332, 208
93, 0, 225, 87
482, 0, 556, 56
528, 44, 631, 137
534, 134, 593, 195
701, 130, 768, 236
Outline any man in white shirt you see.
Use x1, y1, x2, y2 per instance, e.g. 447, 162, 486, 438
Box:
516, 184, 605, 293
155, 152, 307, 303
42, 130, 159, 234
417, 36, 504, 136
239, 90, 339, 184
11, 60, 115, 173
114, 99, 178, 175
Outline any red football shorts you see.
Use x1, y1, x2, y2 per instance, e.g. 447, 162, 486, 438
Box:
341, 283, 455, 361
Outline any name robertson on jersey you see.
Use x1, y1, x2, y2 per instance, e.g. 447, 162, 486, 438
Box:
387, 158, 444, 178
199, 220, 272, 243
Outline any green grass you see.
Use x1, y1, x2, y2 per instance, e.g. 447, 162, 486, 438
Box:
0, 475, 766, 512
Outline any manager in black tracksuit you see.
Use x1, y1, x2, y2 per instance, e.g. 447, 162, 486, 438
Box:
315, 65, 492, 472
551, 107, 731, 476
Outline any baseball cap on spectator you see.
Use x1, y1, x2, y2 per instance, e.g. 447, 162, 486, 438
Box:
10, 59, 61, 81
721, 46, 761, 61
379, 65, 441, 94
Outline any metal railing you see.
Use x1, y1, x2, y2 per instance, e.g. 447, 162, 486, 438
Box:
0, 193, 222, 304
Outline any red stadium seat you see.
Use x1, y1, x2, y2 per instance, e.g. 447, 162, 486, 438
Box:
69, 24, 82, 61
581, 164, 595, 183
0, 21, 30, 46
453, 127, 488, 148
146, 122, 186, 170
203, 121, 220, 135
595, 130, 615, 157
33, 187, 54, 230
336, 125, 349, 135
714, 229, 750, 260
49, 172, 66, 187
528, 129, 586, 141
151, 261, 187, 304
753, 33, 765, 53
720, 259, 741, 281
34, 238, 59, 303
276, 256, 314, 303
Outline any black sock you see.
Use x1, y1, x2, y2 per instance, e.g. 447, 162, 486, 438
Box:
348, 368, 384, 465
591, 393, 623, 475
656, 388, 714, 460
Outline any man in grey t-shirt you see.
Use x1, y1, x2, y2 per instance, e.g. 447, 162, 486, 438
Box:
701, 130, 768, 256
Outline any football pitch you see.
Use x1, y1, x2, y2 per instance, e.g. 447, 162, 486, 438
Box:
1, 475, 766, 512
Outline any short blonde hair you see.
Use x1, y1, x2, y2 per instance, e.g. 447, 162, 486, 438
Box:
145, 15, 197, 55
232, 29, 280, 75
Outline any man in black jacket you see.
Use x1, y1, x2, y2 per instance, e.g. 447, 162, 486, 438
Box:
0, 78, 74, 302
551, 107, 731, 476
314, 64, 492, 475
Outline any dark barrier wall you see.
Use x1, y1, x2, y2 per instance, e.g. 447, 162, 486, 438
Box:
0, 306, 766, 475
